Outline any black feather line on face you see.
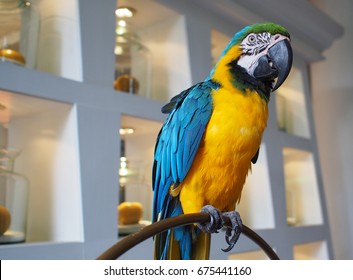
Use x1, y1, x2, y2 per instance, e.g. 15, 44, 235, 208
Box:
227, 60, 271, 102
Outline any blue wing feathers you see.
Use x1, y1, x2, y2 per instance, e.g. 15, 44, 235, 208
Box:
170, 148, 178, 181
152, 80, 219, 259
171, 121, 180, 153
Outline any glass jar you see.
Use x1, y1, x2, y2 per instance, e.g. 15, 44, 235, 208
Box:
0, 0, 39, 67
0, 148, 29, 243
114, 21, 152, 98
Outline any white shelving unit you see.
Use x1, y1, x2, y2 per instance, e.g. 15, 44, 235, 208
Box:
276, 67, 311, 138
119, 115, 162, 223
0, 91, 83, 244
237, 144, 275, 230
0, 0, 342, 259
294, 241, 329, 260
283, 148, 323, 227
229, 249, 269, 260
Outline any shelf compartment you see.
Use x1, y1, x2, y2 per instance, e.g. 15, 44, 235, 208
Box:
228, 249, 269, 260
0, 0, 82, 81
115, 0, 191, 102
275, 66, 310, 138
293, 241, 329, 260
237, 144, 275, 229
0, 90, 83, 244
283, 148, 323, 226
0, 0, 39, 68
118, 114, 162, 235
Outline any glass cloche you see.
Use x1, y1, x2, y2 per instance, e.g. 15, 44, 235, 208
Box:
114, 7, 152, 98
0, 0, 39, 67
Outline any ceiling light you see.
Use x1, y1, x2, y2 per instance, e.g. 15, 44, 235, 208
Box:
118, 19, 127, 27
115, 7, 136, 18
119, 127, 135, 135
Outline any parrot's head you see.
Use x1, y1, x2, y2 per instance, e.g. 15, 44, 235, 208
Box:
211, 23, 293, 100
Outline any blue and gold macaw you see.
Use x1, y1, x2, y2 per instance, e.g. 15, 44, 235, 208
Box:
152, 23, 293, 260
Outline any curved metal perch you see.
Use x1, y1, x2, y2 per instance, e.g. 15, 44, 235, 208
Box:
96, 212, 279, 260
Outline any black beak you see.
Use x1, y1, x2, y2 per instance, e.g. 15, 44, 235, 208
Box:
254, 39, 293, 91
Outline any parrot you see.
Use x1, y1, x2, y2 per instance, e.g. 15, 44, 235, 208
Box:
152, 23, 293, 260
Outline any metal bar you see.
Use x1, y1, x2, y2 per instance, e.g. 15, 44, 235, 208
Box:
96, 212, 279, 260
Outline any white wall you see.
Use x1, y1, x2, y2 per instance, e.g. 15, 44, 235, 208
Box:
310, 0, 353, 259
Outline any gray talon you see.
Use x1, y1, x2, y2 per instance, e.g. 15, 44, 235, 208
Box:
198, 205, 243, 252
222, 211, 242, 252
198, 205, 223, 233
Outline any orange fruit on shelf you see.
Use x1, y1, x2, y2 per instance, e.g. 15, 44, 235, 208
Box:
118, 202, 143, 225
114, 75, 139, 94
0, 205, 11, 235
0, 49, 26, 65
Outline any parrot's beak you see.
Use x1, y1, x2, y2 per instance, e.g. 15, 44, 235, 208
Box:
254, 39, 293, 91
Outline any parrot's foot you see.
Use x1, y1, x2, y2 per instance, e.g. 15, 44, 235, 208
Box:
221, 211, 243, 252
197, 205, 243, 252
198, 205, 224, 233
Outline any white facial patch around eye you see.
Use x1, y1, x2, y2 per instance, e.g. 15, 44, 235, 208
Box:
240, 32, 272, 56
237, 32, 272, 76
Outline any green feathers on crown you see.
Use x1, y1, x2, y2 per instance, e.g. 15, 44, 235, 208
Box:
222, 23, 290, 55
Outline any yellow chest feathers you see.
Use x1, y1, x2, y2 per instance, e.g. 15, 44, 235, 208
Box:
206, 87, 268, 154
179, 87, 269, 213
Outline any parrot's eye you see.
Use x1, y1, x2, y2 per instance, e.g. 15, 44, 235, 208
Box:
248, 35, 256, 43
240, 32, 271, 56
